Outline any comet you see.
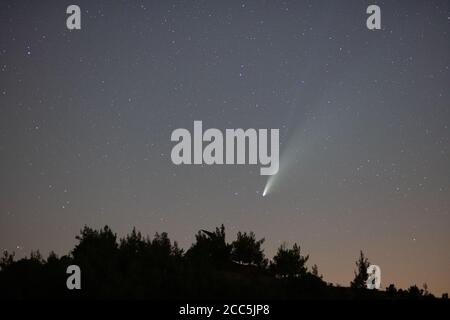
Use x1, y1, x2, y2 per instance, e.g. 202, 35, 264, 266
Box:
262, 175, 275, 197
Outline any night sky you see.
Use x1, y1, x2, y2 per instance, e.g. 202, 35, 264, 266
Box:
1, 0, 449, 295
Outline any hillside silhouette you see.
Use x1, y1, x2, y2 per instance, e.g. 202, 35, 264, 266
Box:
0, 225, 445, 300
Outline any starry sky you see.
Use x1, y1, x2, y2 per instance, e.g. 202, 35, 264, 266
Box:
1, 0, 449, 295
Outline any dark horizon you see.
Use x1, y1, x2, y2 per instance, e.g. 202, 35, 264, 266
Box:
1, 223, 444, 299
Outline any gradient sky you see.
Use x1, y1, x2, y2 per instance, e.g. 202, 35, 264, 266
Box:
1, 0, 449, 295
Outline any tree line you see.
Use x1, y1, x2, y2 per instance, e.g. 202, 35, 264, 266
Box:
0, 225, 445, 299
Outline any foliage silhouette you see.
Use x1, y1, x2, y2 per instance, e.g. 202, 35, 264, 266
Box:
231, 231, 267, 268
350, 250, 370, 289
0, 225, 443, 300
185, 224, 231, 269
270, 243, 308, 278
